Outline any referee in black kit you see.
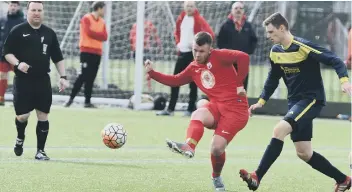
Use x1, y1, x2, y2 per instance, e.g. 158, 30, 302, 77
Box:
3, 1, 68, 160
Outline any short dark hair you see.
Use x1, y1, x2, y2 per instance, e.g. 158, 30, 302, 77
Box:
9, 1, 20, 5
194, 32, 213, 46
263, 12, 289, 30
92, 1, 105, 11
27, 1, 43, 9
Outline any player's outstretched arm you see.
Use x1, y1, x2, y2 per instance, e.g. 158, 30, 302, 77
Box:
145, 60, 193, 87
304, 40, 351, 95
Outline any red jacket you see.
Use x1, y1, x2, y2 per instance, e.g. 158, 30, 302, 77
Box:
174, 9, 214, 45
129, 20, 161, 51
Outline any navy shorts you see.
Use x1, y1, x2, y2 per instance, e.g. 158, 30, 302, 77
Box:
283, 99, 323, 142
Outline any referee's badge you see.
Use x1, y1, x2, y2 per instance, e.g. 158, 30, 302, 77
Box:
41, 36, 44, 43
43, 44, 47, 55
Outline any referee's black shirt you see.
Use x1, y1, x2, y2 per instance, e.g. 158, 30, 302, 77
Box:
2, 22, 63, 78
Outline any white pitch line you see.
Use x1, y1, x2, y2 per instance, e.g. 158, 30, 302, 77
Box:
0, 146, 349, 151
0, 157, 348, 165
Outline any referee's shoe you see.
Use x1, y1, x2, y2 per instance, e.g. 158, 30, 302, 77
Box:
35, 150, 50, 161
14, 138, 24, 156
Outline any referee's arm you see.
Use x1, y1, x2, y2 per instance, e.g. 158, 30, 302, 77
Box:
50, 31, 66, 77
3, 27, 20, 66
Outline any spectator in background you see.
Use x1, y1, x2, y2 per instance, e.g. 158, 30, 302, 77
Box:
217, 1, 257, 91
0, 1, 24, 106
129, 20, 162, 61
156, 1, 215, 117
346, 28, 351, 69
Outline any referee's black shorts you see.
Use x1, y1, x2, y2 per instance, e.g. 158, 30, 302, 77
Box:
12, 75, 52, 115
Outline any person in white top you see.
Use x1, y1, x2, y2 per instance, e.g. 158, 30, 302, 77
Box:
156, 1, 214, 117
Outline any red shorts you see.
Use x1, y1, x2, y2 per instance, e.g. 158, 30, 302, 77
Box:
0, 61, 13, 72
203, 100, 249, 143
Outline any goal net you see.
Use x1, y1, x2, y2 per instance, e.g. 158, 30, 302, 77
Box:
4, 1, 350, 108
55, 1, 280, 109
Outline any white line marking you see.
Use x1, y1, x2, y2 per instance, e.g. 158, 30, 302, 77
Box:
0, 146, 349, 151
0, 157, 347, 165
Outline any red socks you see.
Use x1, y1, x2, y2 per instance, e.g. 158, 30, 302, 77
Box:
185, 120, 204, 150
211, 152, 226, 178
185, 119, 226, 178
0, 79, 7, 102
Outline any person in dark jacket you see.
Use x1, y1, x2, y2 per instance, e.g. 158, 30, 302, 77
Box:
0, 1, 25, 106
217, 2, 257, 90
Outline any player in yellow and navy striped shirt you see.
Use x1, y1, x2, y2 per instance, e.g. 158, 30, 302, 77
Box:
239, 12, 351, 191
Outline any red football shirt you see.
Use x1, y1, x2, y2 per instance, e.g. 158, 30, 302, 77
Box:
149, 49, 249, 102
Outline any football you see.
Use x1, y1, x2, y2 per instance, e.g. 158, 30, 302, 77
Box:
101, 123, 127, 149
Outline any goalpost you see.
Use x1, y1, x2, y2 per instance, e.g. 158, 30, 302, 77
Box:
133, 1, 145, 110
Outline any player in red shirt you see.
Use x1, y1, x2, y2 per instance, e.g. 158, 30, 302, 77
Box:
145, 32, 250, 191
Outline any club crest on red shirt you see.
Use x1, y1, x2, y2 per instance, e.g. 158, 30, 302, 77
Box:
201, 70, 215, 89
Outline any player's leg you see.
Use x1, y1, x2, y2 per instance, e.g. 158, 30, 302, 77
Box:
65, 52, 89, 107
240, 104, 297, 190
0, 61, 11, 105
157, 53, 188, 116
210, 135, 227, 191
196, 98, 209, 109
291, 104, 351, 191
240, 120, 291, 189
83, 54, 101, 107
33, 76, 52, 160
12, 77, 34, 156
212, 104, 249, 191
294, 141, 351, 191
166, 101, 219, 158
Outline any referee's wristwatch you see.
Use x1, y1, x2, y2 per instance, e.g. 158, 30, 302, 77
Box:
14, 61, 20, 68
60, 76, 67, 80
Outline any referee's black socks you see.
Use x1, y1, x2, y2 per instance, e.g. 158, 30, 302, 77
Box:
36, 121, 49, 151
15, 118, 28, 140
